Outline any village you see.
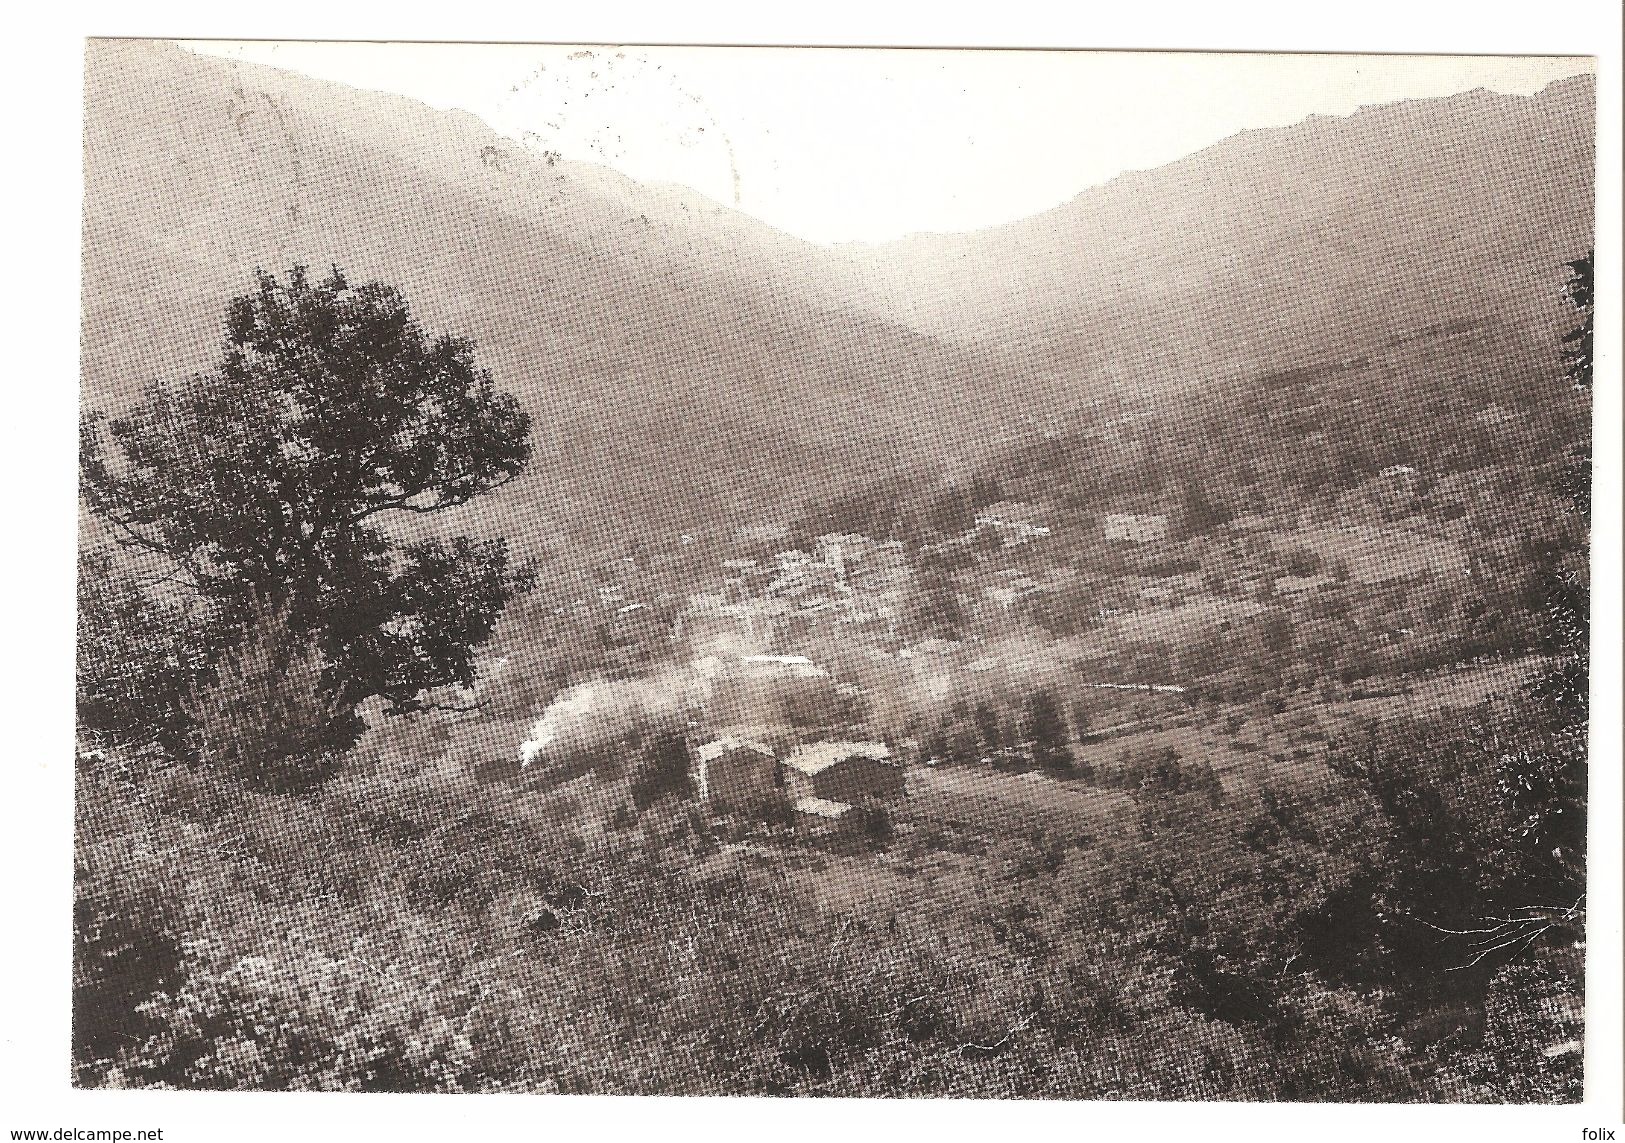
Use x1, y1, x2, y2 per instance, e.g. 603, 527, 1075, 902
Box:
508, 473, 1477, 842
601, 509, 1182, 836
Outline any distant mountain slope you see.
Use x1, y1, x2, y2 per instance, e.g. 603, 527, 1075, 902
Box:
81, 40, 1015, 549
82, 43, 1594, 558
840, 75, 1595, 378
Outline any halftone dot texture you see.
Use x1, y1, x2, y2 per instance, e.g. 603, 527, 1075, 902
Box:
76, 39, 1593, 1099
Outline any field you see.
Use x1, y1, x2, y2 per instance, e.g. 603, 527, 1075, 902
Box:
1287, 525, 1469, 584
1100, 598, 1267, 642
903, 765, 1131, 840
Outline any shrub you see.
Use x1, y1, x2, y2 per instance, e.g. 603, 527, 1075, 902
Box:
73, 857, 188, 1085
857, 802, 894, 849
1121, 743, 1223, 803
76, 552, 213, 757
187, 600, 355, 794
737, 789, 797, 830
630, 725, 695, 810
1023, 690, 1074, 773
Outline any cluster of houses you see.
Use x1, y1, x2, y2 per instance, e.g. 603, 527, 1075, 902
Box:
677, 533, 912, 650
667, 539, 917, 834
676, 508, 1198, 658
692, 734, 906, 832
965, 502, 1174, 548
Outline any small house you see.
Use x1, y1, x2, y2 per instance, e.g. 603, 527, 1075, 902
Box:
695, 736, 779, 807
974, 501, 1053, 545
781, 741, 905, 805
1104, 513, 1170, 543
1274, 574, 1335, 598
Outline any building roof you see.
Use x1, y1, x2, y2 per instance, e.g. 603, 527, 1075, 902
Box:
793, 796, 853, 819
782, 740, 894, 776
730, 654, 829, 680
1105, 512, 1168, 524
696, 736, 775, 763
1275, 574, 1335, 594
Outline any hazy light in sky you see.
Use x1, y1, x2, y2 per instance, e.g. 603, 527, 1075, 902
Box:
182, 41, 1592, 244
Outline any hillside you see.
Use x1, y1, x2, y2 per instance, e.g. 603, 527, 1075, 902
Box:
840, 76, 1595, 380
81, 40, 1015, 551
83, 43, 1594, 556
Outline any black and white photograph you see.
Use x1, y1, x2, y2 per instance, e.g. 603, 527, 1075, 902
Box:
6, 6, 1621, 1139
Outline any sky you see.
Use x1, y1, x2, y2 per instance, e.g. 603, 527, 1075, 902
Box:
182, 41, 1593, 244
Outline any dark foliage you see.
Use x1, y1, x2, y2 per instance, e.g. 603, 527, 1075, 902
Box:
80, 266, 535, 723
186, 599, 353, 794
1023, 690, 1074, 773
1560, 252, 1593, 392
631, 726, 697, 810
70, 252, 1591, 1101
76, 552, 214, 756
72, 854, 187, 1084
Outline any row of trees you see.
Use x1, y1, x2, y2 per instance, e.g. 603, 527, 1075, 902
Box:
912, 690, 1081, 775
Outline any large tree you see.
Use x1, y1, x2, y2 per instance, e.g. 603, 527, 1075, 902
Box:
81, 266, 535, 727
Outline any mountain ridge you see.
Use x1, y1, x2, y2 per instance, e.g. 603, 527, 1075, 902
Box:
82, 42, 1595, 557
836, 72, 1594, 367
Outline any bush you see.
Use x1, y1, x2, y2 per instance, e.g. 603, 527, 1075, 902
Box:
857, 802, 894, 849
187, 600, 355, 794
737, 789, 796, 830
1120, 743, 1223, 802
73, 858, 188, 1085
1277, 545, 1324, 577
76, 552, 213, 757
630, 725, 695, 810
